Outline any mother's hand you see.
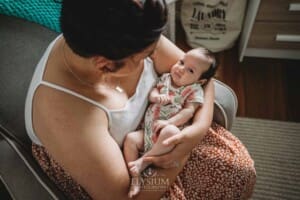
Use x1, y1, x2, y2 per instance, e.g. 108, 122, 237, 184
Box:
143, 130, 196, 169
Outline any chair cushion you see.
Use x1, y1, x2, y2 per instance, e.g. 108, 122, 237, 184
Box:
0, 130, 67, 199
0, 15, 58, 147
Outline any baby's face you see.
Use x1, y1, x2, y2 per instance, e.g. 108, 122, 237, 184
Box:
170, 49, 210, 87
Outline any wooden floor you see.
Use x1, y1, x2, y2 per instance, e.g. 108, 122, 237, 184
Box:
175, 22, 300, 122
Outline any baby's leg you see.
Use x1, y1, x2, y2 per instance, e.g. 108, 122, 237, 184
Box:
123, 130, 144, 198
128, 124, 180, 175
126, 125, 180, 198
144, 124, 180, 158
123, 130, 144, 167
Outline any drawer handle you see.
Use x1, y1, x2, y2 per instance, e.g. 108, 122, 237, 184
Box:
289, 3, 300, 11
276, 34, 300, 42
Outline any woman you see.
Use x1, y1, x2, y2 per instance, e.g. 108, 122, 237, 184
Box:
25, 0, 256, 199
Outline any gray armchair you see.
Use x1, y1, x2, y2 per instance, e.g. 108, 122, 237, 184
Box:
0, 15, 237, 199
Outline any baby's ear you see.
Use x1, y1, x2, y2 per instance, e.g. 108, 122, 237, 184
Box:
198, 78, 208, 85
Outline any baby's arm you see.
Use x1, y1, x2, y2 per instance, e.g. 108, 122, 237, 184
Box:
168, 102, 200, 126
153, 103, 200, 133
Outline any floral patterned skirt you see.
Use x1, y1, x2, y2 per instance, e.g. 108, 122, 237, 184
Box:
32, 123, 256, 200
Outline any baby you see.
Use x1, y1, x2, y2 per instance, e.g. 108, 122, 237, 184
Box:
123, 47, 218, 198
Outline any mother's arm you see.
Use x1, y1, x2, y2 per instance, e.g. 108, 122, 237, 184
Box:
182, 79, 215, 143
34, 87, 130, 199
151, 35, 185, 74
34, 86, 187, 200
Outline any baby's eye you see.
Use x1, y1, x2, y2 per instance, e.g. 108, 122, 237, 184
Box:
179, 60, 184, 65
187, 68, 194, 74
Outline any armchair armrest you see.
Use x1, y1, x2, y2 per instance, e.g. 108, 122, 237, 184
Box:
0, 130, 67, 200
213, 79, 238, 130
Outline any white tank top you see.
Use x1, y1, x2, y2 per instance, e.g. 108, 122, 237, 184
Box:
24, 35, 158, 147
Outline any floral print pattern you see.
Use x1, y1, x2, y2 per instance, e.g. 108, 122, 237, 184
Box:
144, 73, 204, 152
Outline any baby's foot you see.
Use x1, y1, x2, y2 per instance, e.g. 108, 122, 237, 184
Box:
128, 176, 141, 198
128, 158, 144, 176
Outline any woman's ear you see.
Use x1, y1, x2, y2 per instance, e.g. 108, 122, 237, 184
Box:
92, 56, 111, 71
198, 78, 208, 85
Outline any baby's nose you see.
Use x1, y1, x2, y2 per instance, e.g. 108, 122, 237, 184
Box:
178, 66, 185, 73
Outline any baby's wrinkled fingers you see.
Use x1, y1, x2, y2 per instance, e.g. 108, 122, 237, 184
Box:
164, 96, 168, 102
157, 96, 161, 103
162, 99, 169, 105
167, 96, 171, 102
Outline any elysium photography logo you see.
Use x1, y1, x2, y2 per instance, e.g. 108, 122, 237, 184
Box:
139, 168, 170, 192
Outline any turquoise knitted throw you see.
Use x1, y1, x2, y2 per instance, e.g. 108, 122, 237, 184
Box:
0, 0, 61, 32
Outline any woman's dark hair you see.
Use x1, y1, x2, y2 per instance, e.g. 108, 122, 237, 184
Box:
195, 47, 218, 80
60, 0, 168, 60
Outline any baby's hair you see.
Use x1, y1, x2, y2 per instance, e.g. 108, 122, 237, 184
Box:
194, 47, 218, 80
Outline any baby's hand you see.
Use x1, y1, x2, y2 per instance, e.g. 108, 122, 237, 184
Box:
153, 120, 170, 134
154, 94, 171, 105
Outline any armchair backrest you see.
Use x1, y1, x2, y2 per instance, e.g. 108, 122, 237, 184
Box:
0, 15, 58, 148
213, 79, 238, 131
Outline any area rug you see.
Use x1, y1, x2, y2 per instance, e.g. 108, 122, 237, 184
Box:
231, 117, 300, 200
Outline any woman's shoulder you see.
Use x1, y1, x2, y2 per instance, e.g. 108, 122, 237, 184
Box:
33, 85, 110, 141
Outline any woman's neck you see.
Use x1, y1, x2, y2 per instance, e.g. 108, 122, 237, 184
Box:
61, 39, 105, 89
61, 39, 139, 93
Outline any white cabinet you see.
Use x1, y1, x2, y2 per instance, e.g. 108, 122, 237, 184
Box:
239, 0, 300, 61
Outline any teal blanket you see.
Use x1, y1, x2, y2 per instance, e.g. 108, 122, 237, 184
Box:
0, 0, 61, 32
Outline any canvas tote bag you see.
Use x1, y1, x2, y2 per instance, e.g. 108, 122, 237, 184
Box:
181, 0, 247, 52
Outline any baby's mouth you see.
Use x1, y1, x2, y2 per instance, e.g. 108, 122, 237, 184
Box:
173, 70, 181, 78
